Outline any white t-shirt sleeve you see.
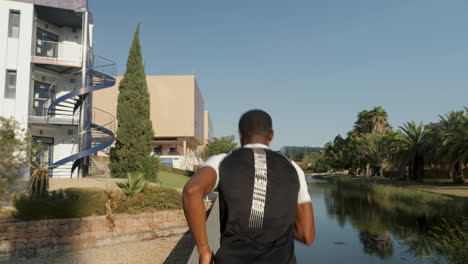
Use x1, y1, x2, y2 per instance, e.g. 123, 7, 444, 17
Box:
291, 161, 312, 204
202, 153, 228, 190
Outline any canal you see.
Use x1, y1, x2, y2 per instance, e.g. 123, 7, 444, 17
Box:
295, 178, 462, 264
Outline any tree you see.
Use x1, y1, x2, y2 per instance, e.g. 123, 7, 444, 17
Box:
0, 117, 36, 190
357, 133, 396, 178
398, 121, 428, 181
301, 152, 323, 169
430, 109, 468, 184
353, 106, 389, 135
201, 136, 237, 160
109, 25, 159, 182
369, 106, 390, 134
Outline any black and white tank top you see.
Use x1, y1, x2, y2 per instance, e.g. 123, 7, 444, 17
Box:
203, 143, 311, 264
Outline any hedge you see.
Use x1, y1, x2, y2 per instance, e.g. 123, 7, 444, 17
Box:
13, 186, 182, 221
160, 166, 195, 177
116, 186, 182, 214
13, 188, 107, 220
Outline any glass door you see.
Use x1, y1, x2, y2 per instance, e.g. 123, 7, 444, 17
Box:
32, 81, 54, 116
32, 136, 54, 166
36, 28, 59, 58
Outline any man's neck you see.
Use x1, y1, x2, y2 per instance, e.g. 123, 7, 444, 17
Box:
242, 140, 270, 147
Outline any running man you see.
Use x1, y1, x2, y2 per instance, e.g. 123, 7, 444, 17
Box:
183, 109, 315, 264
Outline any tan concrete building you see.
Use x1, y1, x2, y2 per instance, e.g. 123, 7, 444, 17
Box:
93, 75, 212, 170
204, 110, 213, 145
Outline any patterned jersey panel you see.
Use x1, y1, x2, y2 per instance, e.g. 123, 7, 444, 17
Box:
218, 148, 299, 245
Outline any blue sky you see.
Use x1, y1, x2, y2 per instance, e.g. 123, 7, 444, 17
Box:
90, 0, 468, 150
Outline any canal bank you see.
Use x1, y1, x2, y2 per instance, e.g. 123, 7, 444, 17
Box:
312, 174, 468, 198
296, 177, 467, 263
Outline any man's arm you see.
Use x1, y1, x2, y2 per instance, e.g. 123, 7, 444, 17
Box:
183, 166, 217, 264
295, 202, 315, 245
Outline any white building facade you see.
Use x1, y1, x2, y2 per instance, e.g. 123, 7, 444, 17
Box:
0, 0, 115, 178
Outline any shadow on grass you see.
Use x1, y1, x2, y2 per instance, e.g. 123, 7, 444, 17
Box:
163, 231, 195, 264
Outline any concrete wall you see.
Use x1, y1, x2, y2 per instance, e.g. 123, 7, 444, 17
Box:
31, 67, 81, 117
29, 125, 79, 178
204, 110, 213, 145
35, 18, 83, 63
0, 210, 187, 260
94, 75, 208, 145
0, 0, 34, 130
148, 75, 196, 139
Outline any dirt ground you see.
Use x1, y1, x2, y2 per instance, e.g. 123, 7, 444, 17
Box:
6, 231, 195, 264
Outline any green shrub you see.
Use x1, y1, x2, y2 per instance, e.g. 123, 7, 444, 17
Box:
117, 186, 182, 214
26, 161, 51, 199
116, 173, 148, 196
13, 188, 107, 220
160, 166, 195, 177
13, 185, 182, 220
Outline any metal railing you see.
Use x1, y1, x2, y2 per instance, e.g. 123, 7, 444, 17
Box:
34, 39, 82, 63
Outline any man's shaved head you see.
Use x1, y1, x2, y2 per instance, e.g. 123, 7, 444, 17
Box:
238, 109, 273, 142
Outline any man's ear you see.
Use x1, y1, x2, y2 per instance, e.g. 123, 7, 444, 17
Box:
269, 130, 274, 142
238, 130, 243, 144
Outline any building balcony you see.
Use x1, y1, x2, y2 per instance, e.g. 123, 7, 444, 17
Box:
28, 107, 79, 125
32, 40, 82, 68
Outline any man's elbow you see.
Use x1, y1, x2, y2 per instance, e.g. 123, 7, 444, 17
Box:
304, 237, 315, 246
304, 233, 315, 246
183, 184, 202, 200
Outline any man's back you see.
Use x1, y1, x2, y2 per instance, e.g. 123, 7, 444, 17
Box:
205, 144, 308, 263
182, 109, 315, 264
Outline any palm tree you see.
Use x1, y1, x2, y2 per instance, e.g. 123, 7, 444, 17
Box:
354, 107, 389, 135
369, 106, 389, 134
436, 110, 468, 184
399, 121, 428, 181
354, 110, 372, 135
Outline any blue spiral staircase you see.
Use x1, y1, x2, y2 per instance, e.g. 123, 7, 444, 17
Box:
47, 56, 116, 177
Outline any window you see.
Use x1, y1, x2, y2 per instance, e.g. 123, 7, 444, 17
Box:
8, 11, 20, 38
169, 147, 177, 153
154, 145, 162, 154
5, 70, 17, 99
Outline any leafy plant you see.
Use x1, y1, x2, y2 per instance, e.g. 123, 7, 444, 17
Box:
201, 135, 238, 160
26, 161, 53, 199
116, 173, 148, 196
116, 186, 182, 214
0, 117, 38, 196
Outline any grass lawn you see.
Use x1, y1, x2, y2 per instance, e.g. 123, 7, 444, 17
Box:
158, 171, 191, 189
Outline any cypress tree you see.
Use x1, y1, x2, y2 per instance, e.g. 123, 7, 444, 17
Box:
110, 24, 158, 182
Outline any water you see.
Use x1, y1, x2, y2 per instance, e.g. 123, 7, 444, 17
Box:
294, 178, 444, 264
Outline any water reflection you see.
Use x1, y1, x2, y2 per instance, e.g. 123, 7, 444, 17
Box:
359, 231, 394, 260
295, 181, 467, 264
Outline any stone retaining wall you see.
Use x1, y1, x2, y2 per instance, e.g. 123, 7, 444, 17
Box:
0, 210, 187, 260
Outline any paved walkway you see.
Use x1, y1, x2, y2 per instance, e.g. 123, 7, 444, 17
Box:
8, 232, 190, 264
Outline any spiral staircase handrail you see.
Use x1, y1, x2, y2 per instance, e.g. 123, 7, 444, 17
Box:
47, 55, 117, 175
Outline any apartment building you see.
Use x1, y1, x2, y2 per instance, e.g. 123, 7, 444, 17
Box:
94, 75, 213, 170
0, 0, 115, 178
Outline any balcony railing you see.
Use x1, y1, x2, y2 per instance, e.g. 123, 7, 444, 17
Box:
33, 40, 82, 67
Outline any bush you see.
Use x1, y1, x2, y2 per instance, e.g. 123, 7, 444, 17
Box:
0, 117, 38, 197
13, 188, 107, 220
117, 186, 182, 214
13, 185, 182, 220
160, 166, 195, 177
116, 173, 148, 196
